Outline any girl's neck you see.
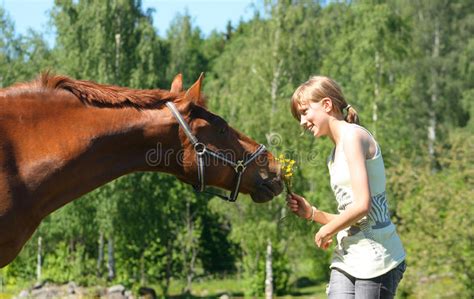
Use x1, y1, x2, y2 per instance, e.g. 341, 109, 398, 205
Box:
327, 116, 346, 146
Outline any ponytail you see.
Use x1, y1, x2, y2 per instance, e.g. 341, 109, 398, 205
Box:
344, 104, 360, 124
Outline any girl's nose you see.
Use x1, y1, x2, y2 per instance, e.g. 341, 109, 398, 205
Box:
300, 116, 307, 127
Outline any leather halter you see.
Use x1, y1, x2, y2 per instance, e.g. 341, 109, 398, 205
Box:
166, 101, 267, 202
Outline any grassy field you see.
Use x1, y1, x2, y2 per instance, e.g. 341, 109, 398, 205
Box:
0, 277, 327, 298
162, 277, 327, 298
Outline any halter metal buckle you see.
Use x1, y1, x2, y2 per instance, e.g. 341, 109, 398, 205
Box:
234, 160, 246, 173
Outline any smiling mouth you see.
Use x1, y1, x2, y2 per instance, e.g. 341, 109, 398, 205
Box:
300, 125, 314, 136
306, 124, 315, 134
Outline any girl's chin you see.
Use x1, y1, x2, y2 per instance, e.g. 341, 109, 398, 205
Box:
312, 129, 320, 137
312, 129, 325, 138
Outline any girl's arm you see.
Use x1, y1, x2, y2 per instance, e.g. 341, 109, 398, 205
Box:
311, 208, 337, 225
315, 130, 372, 248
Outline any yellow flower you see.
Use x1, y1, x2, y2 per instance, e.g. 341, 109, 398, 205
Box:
277, 154, 296, 194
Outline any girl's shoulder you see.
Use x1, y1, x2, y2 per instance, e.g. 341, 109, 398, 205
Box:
341, 123, 379, 160
342, 123, 377, 144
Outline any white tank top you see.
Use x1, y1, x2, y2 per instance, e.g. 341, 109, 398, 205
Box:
327, 124, 405, 279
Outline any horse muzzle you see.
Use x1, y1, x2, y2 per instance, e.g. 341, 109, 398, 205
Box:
250, 177, 284, 203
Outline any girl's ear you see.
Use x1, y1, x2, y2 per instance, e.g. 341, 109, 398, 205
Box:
321, 97, 334, 112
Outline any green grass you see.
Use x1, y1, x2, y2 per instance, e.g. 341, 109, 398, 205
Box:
0, 277, 327, 299
0, 294, 12, 299
155, 277, 326, 298
160, 277, 245, 297
0, 280, 30, 299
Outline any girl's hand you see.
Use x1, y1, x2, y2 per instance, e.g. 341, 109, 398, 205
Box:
315, 225, 333, 250
286, 193, 312, 219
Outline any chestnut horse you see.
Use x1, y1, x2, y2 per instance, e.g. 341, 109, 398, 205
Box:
0, 73, 283, 267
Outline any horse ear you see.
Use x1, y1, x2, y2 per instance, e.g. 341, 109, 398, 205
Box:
170, 73, 183, 93
184, 73, 204, 104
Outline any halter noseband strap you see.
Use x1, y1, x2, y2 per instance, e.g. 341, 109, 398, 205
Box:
166, 101, 266, 202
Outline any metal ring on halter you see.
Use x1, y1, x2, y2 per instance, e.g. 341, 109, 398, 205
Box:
234, 160, 246, 173
194, 142, 206, 155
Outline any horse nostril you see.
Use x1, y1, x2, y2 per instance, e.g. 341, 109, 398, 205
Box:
258, 168, 270, 180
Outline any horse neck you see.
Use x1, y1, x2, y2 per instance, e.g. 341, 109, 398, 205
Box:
2, 92, 182, 218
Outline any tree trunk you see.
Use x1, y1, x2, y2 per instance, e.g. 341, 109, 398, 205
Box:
140, 252, 146, 285
183, 201, 198, 295
270, 61, 282, 117
265, 239, 273, 299
186, 245, 198, 295
270, 2, 283, 130
37, 236, 42, 283
373, 50, 381, 137
115, 33, 121, 83
107, 237, 115, 281
163, 239, 173, 296
97, 231, 104, 277
428, 19, 440, 168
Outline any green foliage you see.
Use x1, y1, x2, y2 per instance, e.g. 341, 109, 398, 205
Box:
51, 0, 165, 87
165, 12, 207, 86
0, 7, 54, 85
239, 239, 290, 297
198, 211, 238, 274
272, 245, 291, 296
390, 129, 474, 298
1, 250, 36, 286
42, 242, 96, 285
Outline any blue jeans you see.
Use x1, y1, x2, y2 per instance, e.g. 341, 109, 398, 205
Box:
327, 261, 406, 299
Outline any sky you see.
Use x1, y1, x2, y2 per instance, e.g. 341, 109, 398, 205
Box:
1, 0, 259, 46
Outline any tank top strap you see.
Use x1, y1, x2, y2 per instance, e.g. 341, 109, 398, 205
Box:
349, 124, 379, 158
330, 124, 380, 164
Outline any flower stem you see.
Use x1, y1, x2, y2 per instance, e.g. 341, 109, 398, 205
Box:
284, 181, 292, 195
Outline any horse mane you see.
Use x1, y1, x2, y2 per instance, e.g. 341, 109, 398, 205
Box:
35, 72, 180, 109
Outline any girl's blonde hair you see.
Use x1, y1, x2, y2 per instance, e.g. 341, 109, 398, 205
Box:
290, 76, 359, 124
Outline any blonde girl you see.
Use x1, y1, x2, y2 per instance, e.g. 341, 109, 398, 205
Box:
287, 76, 406, 299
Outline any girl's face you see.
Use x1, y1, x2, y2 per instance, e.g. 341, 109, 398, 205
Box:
298, 100, 329, 138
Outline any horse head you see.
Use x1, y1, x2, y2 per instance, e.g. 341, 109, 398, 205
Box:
159, 73, 283, 203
